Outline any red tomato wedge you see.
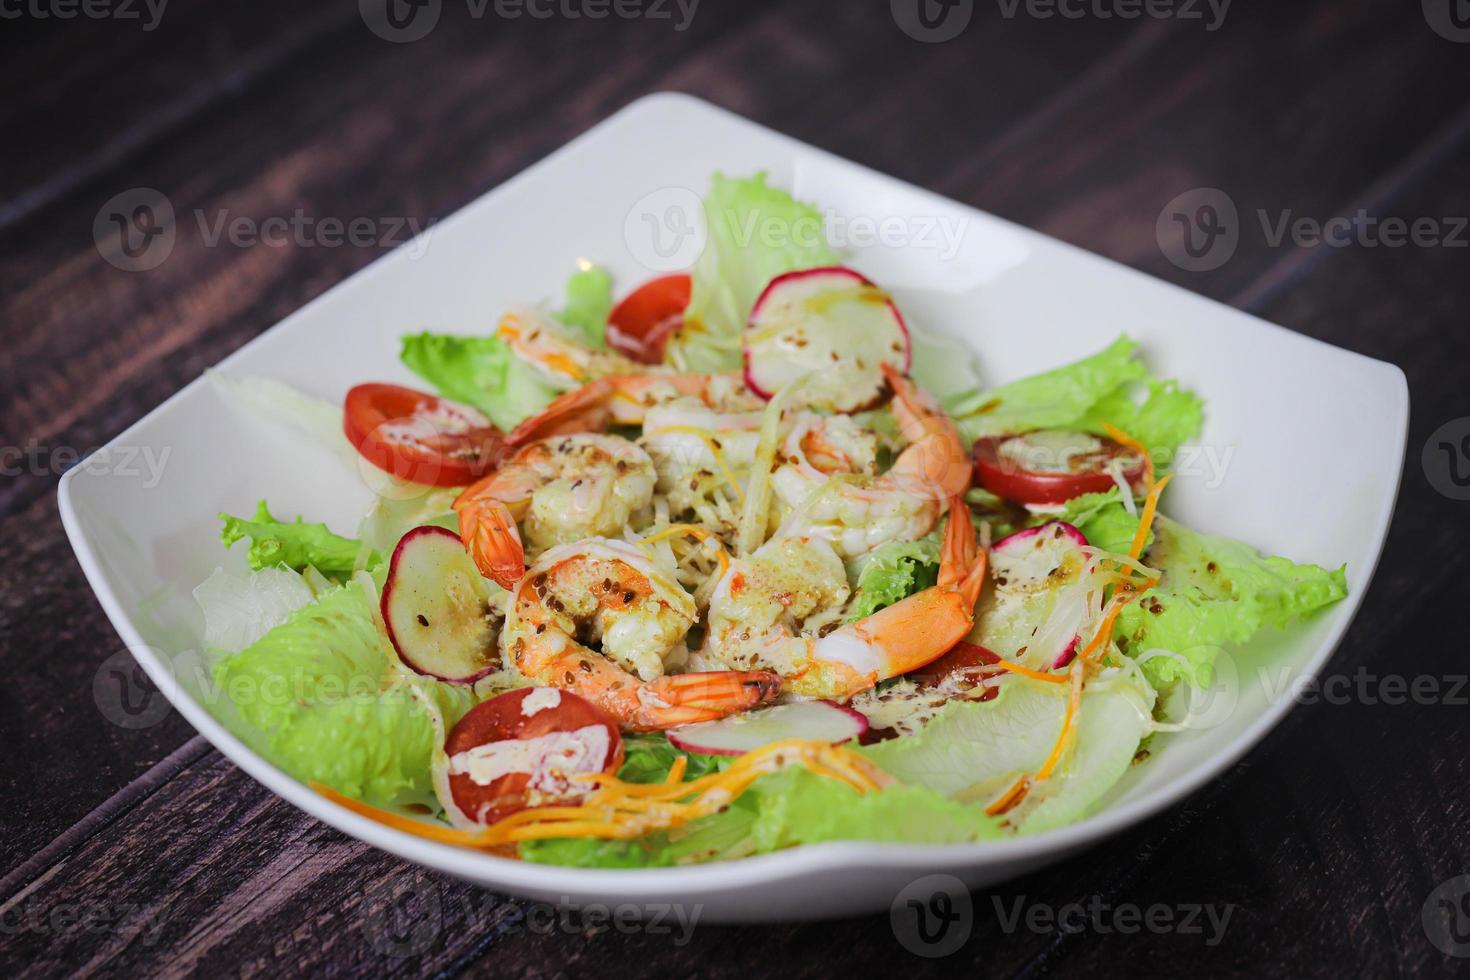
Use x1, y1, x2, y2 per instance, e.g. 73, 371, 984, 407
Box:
973, 431, 1145, 506
444, 688, 624, 826
606, 274, 690, 364
343, 383, 504, 487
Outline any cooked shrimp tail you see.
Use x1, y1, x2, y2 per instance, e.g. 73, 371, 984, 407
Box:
798, 496, 986, 698
881, 363, 972, 498
508, 379, 614, 445
453, 491, 524, 588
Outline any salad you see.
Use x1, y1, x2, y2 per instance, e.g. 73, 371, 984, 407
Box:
197, 173, 1348, 867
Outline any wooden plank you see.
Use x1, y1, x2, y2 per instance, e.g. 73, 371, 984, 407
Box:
3, 2, 1466, 974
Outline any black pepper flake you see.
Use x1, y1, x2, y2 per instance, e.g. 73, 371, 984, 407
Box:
416, 614, 429, 627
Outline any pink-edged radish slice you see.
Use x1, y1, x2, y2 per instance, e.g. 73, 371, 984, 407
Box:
743, 266, 911, 411
667, 700, 868, 757
978, 521, 1093, 669
382, 525, 501, 683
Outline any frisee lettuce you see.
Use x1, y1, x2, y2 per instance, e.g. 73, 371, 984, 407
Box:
846, 532, 942, 621
220, 501, 378, 579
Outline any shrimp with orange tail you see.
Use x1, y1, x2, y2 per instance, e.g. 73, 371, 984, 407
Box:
502, 537, 780, 731
702, 497, 987, 700
453, 434, 655, 588
774, 364, 972, 558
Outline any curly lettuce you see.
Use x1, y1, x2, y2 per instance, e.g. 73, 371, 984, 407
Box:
846, 532, 942, 621
220, 501, 378, 579
948, 336, 1204, 461
668, 173, 839, 372
1115, 516, 1348, 688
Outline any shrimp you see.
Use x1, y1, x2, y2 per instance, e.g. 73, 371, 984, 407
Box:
454, 434, 655, 588
502, 537, 780, 731
773, 365, 971, 558
702, 497, 987, 700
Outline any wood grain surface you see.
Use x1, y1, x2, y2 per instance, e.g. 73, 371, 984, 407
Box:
3, 1, 1469, 976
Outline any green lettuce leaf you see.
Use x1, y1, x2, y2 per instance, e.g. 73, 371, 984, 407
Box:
1049, 488, 1149, 555
399, 332, 560, 431
220, 501, 378, 579
668, 173, 839, 372
863, 675, 1155, 834
846, 532, 942, 621
521, 765, 1000, 869
212, 575, 475, 806
617, 734, 729, 784
948, 336, 1204, 461
1116, 517, 1348, 688
556, 264, 614, 348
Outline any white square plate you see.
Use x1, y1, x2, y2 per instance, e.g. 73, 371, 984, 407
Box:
60, 94, 1407, 921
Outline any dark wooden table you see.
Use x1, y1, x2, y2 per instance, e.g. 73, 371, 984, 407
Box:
4, 1, 1469, 975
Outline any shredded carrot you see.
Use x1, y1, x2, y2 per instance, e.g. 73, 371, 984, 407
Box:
1035, 659, 1086, 780
985, 775, 1030, 816
312, 739, 888, 851
1126, 474, 1171, 561
990, 658, 1071, 685
653, 425, 747, 504
986, 422, 1172, 817
641, 523, 731, 575
1101, 421, 1154, 488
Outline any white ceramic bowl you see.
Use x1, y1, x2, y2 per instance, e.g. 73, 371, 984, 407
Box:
60, 94, 1407, 921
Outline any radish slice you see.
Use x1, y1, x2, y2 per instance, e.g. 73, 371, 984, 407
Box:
667, 700, 868, 756
743, 266, 911, 411
976, 522, 1093, 670
381, 525, 501, 683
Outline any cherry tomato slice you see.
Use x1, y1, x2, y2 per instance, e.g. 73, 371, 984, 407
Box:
444, 688, 623, 826
606, 274, 690, 364
913, 641, 1003, 700
343, 383, 504, 487
973, 431, 1145, 506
